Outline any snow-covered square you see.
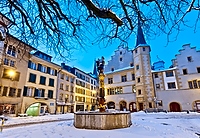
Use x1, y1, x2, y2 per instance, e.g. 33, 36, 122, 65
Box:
1, 111, 200, 138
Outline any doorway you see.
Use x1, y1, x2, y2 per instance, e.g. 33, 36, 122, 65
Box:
170, 102, 181, 112
139, 103, 143, 111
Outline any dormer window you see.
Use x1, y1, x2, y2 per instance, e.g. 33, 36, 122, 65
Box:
187, 56, 192, 62
135, 49, 137, 53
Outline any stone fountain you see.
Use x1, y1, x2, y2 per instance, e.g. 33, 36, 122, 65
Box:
74, 57, 132, 130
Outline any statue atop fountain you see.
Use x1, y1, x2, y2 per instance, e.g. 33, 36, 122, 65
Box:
96, 56, 106, 112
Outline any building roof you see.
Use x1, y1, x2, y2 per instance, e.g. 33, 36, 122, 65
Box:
0, 13, 14, 27
7, 34, 37, 51
135, 19, 147, 47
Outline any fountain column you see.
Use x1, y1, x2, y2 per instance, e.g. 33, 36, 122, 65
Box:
96, 56, 106, 112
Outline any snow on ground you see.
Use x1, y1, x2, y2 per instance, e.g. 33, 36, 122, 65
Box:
0, 111, 200, 138
1, 113, 74, 126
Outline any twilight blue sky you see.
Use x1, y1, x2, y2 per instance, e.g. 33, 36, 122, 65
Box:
47, 12, 200, 73
55, 26, 200, 73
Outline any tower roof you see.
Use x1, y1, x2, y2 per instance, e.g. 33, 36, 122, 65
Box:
93, 59, 98, 78
135, 19, 147, 47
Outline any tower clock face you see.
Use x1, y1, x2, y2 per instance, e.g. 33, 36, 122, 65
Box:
0, 26, 6, 41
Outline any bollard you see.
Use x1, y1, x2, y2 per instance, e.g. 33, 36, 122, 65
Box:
0, 118, 4, 132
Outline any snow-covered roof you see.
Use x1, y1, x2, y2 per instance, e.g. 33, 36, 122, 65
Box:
105, 66, 134, 75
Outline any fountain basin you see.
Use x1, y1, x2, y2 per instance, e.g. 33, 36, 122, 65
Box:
74, 111, 132, 130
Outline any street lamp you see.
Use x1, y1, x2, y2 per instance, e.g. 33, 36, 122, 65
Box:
8, 70, 15, 80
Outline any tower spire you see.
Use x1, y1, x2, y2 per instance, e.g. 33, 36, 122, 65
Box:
136, 18, 147, 47
93, 59, 98, 78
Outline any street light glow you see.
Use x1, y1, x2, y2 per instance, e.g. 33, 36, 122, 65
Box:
8, 70, 15, 77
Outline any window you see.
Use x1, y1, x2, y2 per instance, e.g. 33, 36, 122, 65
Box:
33, 88, 44, 97
49, 78, 54, 87
166, 71, 174, 77
188, 80, 200, 89
41, 65, 46, 73
187, 56, 192, 62
29, 73, 36, 83
28, 61, 37, 70
108, 78, 113, 84
136, 65, 139, 70
143, 47, 145, 51
130, 63, 134, 67
70, 77, 74, 83
135, 49, 137, 53
23, 87, 32, 97
47, 67, 55, 75
91, 79, 93, 84
60, 73, 64, 79
188, 81, 193, 89
86, 77, 90, 82
9, 87, 16, 97
156, 84, 160, 89
48, 90, 53, 99
4, 58, 16, 67
10, 60, 15, 67
137, 77, 140, 83
121, 75, 127, 82
66, 85, 69, 91
120, 51, 122, 55
198, 81, 200, 88
66, 75, 69, 81
115, 87, 123, 94
193, 80, 198, 88
138, 89, 141, 95
197, 67, 200, 73
132, 74, 135, 80
154, 73, 158, 78
167, 82, 176, 89
132, 85, 136, 93
120, 57, 122, 61
40, 76, 46, 85
27, 87, 33, 96
60, 83, 64, 90
183, 69, 187, 75
17, 89, 21, 97
2, 87, 8, 96
107, 88, 115, 95
111, 68, 114, 71
4, 58, 9, 65
7, 45, 16, 57
37, 63, 42, 71
50, 68, 55, 75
